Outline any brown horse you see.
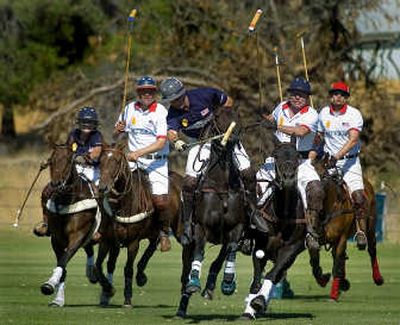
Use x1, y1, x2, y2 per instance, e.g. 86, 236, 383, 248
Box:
40, 144, 100, 306
309, 154, 384, 301
95, 146, 186, 307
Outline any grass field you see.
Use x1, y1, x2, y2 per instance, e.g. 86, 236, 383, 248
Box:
0, 227, 399, 325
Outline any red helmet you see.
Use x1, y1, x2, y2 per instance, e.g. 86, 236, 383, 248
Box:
329, 81, 350, 96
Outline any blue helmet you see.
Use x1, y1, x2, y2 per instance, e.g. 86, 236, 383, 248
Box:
76, 106, 98, 130
136, 76, 157, 90
287, 77, 312, 95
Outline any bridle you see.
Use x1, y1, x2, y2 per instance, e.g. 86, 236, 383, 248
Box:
49, 144, 75, 193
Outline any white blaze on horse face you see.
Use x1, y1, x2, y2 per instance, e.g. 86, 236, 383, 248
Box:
107, 152, 113, 157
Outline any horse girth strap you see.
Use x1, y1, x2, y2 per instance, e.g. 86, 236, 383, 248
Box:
46, 198, 97, 214
114, 209, 154, 224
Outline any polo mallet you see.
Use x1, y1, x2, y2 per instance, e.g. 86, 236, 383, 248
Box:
221, 122, 237, 147
12, 162, 48, 228
120, 9, 138, 113
298, 33, 314, 108
248, 9, 264, 110
274, 47, 283, 102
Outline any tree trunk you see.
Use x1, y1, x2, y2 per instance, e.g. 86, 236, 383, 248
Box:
1, 105, 16, 138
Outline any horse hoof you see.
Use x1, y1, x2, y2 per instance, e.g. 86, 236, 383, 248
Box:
240, 313, 256, 320
339, 279, 350, 292
176, 309, 187, 318
136, 272, 148, 287
317, 273, 331, 287
221, 280, 236, 296
122, 300, 132, 308
201, 288, 214, 300
374, 276, 384, 286
250, 295, 266, 314
86, 265, 98, 284
48, 299, 64, 307
41, 283, 54, 296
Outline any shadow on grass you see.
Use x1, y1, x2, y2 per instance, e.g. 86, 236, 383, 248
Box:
65, 303, 173, 309
164, 312, 314, 323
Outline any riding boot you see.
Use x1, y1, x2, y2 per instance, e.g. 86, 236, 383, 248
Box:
352, 190, 368, 250
181, 176, 197, 245
33, 183, 53, 237
305, 180, 325, 252
153, 194, 172, 252
240, 168, 270, 234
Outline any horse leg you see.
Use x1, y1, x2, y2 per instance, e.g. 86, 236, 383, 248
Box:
330, 236, 347, 301
106, 244, 120, 285
49, 282, 66, 307
241, 234, 269, 320
249, 241, 304, 316
95, 241, 116, 306
176, 242, 194, 318
221, 242, 238, 296
366, 203, 384, 285
84, 244, 97, 284
200, 244, 228, 300
41, 236, 66, 296
186, 225, 206, 294
123, 240, 140, 307
136, 238, 158, 287
308, 245, 330, 287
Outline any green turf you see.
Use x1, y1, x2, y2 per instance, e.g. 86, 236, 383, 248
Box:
0, 227, 399, 325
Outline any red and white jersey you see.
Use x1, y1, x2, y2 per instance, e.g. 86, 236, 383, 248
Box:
317, 104, 363, 156
272, 101, 318, 151
118, 101, 169, 156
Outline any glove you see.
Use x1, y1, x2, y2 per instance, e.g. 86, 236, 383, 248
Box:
174, 140, 187, 152
326, 156, 337, 169
74, 155, 88, 165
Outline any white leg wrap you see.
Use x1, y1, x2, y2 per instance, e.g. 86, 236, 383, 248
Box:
259, 279, 274, 305
191, 260, 202, 278
224, 261, 236, 275
243, 293, 257, 317
50, 282, 65, 307
48, 266, 63, 288
106, 273, 113, 284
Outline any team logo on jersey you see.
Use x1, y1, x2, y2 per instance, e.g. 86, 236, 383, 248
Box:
131, 117, 136, 125
71, 142, 78, 152
200, 107, 209, 116
325, 120, 331, 129
181, 118, 189, 128
342, 122, 350, 127
278, 117, 284, 126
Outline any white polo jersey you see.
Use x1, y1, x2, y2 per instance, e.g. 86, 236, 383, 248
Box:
272, 101, 318, 151
118, 101, 169, 156
317, 104, 363, 156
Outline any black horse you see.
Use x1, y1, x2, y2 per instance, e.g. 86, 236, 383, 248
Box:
176, 108, 248, 317
40, 144, 100, 306
243, 143, 306, 319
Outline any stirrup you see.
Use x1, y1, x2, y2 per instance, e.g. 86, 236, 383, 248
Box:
250, 212, 270, 234
305, 233, 320, 251
354, 231, 367, 250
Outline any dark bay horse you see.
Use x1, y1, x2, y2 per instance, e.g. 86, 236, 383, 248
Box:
95, 147, 185, 307
243, 143, 306, 319
308, 155, 384, 301
40, 144, 100, 306
177, 108, 248, 317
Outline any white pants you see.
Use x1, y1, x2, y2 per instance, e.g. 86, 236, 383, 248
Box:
332, 157, 364, 194
75, 164, 100, 186
129, 158, 169, 195
257, 157, 320, 210
185, 141, 251, 177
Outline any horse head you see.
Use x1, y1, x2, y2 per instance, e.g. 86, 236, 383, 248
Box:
49, 144, 75, 191
98, 147, 130, 196
272, 143, 300, 189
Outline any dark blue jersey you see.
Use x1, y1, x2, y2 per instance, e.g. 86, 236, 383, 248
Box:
68, 129, 103, 164
167, 88, 228, 139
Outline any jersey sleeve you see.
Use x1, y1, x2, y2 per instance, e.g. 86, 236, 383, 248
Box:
90, 131, 103, 147
155, 105, 168, 139
167, 110, 181, 132
349, 109, 363, 132
300, 109, 318, 132
210, 88, 228, 107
